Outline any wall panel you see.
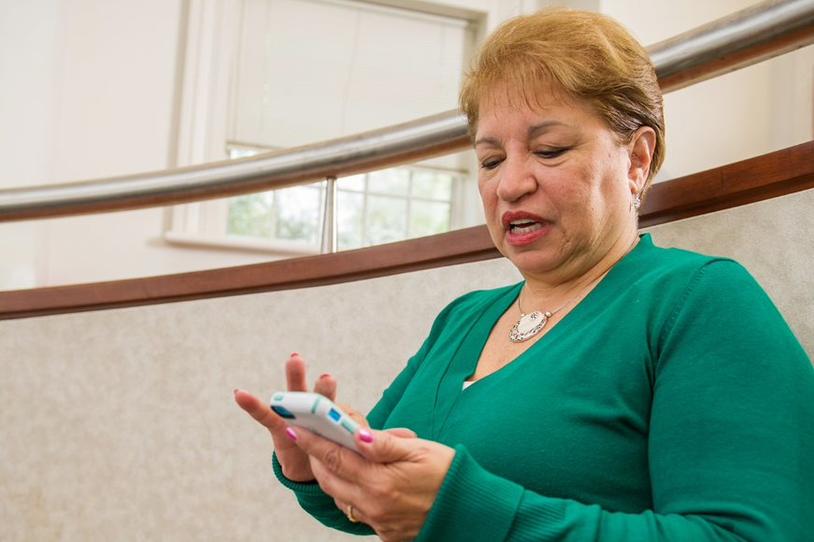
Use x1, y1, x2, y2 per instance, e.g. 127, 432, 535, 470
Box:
1, 190, 811, 539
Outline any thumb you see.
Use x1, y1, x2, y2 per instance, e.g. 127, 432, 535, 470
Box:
384, 427, 417, 439
355, 428, 415, 463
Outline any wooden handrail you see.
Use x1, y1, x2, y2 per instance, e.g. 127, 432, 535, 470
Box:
1, 140, 812, 320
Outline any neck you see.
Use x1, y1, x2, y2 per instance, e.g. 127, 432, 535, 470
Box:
520, 229, 640, 310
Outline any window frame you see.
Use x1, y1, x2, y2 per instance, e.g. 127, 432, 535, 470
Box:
165, 0, 495, 256
221, 143, 464, 251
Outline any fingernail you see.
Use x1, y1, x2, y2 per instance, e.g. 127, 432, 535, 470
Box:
285, 427, 298, 442
290, 352, 300, 357
233, 388, 239, 395
320, 373, 331, 379
358, 429, 373, 443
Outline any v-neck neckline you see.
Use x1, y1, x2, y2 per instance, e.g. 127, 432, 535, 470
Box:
429, 234, 654, 436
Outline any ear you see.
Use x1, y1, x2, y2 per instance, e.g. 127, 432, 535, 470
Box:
627, 126, 656, 196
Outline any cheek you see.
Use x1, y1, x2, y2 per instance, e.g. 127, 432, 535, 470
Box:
478, 178, 498, 212
546, 164, 608, 233
547, 168, 592, 211
598, 162, 633, 210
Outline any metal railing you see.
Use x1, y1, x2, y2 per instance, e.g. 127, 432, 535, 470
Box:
1, 0, 813, 256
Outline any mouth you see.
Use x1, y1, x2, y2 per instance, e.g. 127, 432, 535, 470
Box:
508, 220, 545, 234
501, 211, 551, 246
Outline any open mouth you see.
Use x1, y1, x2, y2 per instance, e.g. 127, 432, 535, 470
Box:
501, 212, 550, 246
508, 220, 544, 234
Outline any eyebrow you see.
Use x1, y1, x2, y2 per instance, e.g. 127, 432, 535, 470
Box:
528, 120, 568, 139
475, 120, 570, 147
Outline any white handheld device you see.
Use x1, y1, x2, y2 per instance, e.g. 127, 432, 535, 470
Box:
270, 391, 361, 452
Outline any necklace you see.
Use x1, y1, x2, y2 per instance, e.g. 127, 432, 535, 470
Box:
508, 295, 571, 343
508, 236, 640, 343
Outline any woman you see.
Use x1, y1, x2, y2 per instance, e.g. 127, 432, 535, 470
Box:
235, 9, 813, 541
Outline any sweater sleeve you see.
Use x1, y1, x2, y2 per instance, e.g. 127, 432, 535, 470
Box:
272, 296, 465, 535
414, 260, 814, 542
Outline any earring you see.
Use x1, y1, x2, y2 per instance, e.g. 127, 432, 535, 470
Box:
632, 194, 642, 211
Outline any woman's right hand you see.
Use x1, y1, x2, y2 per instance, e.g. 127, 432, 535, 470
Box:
234, 353, 338, 482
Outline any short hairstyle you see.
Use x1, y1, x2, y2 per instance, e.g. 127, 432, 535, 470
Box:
459, 8, 665, 185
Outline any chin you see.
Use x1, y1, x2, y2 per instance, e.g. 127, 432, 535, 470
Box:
504, 249, 561, 276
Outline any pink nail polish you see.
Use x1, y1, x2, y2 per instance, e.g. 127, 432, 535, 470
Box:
320, 373, 331, 379
358, 429, 373, 443
290, 352, 300, 357
285, 427, 298, 442
233, 388, 239, 395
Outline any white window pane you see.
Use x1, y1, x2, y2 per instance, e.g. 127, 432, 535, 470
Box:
341, 174, 366, 192
274, 185, 322, 243
411, 171, 453, 200
366, 195, 407, 245
409, 201, 450, 238
233, 0, 473, 145
338, 191, 364, 249
368, 168, 409, 196
227, 193, 274, 238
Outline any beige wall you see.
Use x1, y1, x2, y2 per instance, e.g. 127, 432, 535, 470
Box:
0, 0, 535, 290
603, 0, 814, 181
1, 0, 811, 289
1, 189, 811, 540
1, 1, 810, 539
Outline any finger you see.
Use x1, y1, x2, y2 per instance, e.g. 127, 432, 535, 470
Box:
310, 458, 367, 515
286, 353, 308, 391
333, 497, 368, 526
339, 403, 369, 428
384, 427, 417, 439
290, 427, 367, 482
314, 373, 337, 401
354, 428, 414, 463
233, 388, 287, 433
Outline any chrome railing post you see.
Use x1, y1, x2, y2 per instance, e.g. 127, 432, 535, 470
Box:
320, 176, 337, 254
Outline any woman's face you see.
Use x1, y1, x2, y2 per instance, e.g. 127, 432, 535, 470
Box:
475, 89, 644, 282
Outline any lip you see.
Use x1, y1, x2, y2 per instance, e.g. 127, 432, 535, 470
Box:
501, 211, 548, 230
501, 211, 552, 247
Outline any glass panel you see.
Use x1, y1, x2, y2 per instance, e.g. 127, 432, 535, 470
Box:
366, 195, 408, 245
341, 174, 366, 192
411, 171, 453, 200
337, 190, 364, 250
274, 184, 322, 243
409, 200, 450, 238
367, 168, 409, 196
227, 192, 274, 238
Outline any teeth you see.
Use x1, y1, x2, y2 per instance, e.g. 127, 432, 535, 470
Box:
510, 222, 543, 234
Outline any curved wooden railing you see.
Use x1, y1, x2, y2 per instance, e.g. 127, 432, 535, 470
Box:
1, 140, 812, 320
1, 0, 813, 319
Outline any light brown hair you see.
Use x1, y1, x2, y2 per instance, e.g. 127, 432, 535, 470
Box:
460, 8, 665, 184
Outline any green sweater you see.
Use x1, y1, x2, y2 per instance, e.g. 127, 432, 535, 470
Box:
274, 234, 814, 541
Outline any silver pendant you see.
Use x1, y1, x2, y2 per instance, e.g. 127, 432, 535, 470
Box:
509, 311, 550, 343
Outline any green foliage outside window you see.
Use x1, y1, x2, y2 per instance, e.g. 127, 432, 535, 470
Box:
226, 149, 458, 250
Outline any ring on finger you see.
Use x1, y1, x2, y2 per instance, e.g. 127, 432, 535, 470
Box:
346, 504, 359, 523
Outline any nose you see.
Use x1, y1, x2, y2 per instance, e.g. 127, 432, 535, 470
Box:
495, 155, 538, 203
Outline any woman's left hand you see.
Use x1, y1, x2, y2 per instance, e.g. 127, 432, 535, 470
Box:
288, 427, 455, 542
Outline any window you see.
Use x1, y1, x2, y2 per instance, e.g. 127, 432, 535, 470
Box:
225, 145, 460, 251
167, 0, 482, 255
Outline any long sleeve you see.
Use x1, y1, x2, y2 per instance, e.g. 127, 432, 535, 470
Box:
272, 296, 468, 535
414, 261, 814, 541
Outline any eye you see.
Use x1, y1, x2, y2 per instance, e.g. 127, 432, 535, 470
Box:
479, 157, 503, 170
534, 148, 568, 159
